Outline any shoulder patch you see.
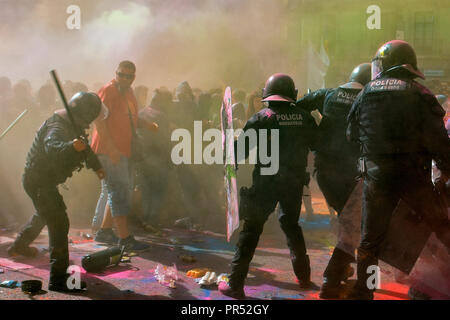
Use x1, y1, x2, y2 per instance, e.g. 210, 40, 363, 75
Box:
367, 78, 408, 92
332, 88, 360, 105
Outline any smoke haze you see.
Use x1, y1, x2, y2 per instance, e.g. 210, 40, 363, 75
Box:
0, 0, 294, 91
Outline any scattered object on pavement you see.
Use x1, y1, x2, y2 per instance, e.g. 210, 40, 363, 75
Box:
80, 232, 93, 240
186, 268, 210, 278
216, 273, 230, 285
0, 280, 20, 289
0, 268, 4, 274
119, 251, 137, 263
199, 272, 217, 286
21, 280, 42, 294
126, 252, 138, 257
179, 255, 196, 263
154, 263, 178, 287
169, 279, 176, 289
69, 232, 94, 244
169, 237, 182, 245
174, 217, 193, 229
120, 256, 131, 263
82, 246, 124, 273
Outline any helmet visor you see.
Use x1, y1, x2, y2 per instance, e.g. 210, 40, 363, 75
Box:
371, 58, 383, 80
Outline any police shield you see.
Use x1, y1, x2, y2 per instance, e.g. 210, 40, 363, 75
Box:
221, 86, 239, 242
337, 180, 432, 274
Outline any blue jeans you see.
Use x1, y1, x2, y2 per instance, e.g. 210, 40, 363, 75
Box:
92, 180, 107, 228
97, 154, 134, 217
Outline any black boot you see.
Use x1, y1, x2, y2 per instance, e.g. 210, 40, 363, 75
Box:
7, 214, 45, 257
48, 274, 87, 293
7, 243, 39, 257
218, 281, 245, 299
293, 254, 312, 288
320, 248, 355, 299
227, 220, 263, 296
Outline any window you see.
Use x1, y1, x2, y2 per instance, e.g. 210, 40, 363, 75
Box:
414, 12, 434, 54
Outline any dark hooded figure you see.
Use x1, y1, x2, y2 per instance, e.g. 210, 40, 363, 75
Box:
36, 83, 57, 119
135, 89, 173, 230
232, 102, 246, 130
10, 80, 35, 121
209, 92, 223, 128
195, 92, 212, 123
173, 81, 196, 128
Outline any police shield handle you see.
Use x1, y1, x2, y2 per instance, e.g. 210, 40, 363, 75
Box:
73, 138, 87, 152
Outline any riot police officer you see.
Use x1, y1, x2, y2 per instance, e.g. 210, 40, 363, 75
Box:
8, 92, 105, 292
219, 73, 318, 299
297, 63, 372, 299
347, 40, 450, 299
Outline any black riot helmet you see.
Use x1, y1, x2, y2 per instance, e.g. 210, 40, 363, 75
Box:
371, 40, 425, 80
68, 92, 102, 126
349, 63, 371, 86
262, 73, 298, 103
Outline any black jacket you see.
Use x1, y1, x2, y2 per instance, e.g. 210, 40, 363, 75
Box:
24, 113, 100, 186
235, 103, 317, 176
296, 83, 362, 163
347, 75, 450, 175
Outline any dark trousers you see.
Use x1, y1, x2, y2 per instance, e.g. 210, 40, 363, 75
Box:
356, 161, 450, 291
20, 174, 70, 283
315, 155, 358, 214
13, 213, 45, 248
315, 156, 358, 283
229, 172, 310, 288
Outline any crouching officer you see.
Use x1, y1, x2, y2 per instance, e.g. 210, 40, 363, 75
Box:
347, 40, 450, 299
219, 73, 318, 299
297, 63, 372, 298
9, 92, 105, 292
